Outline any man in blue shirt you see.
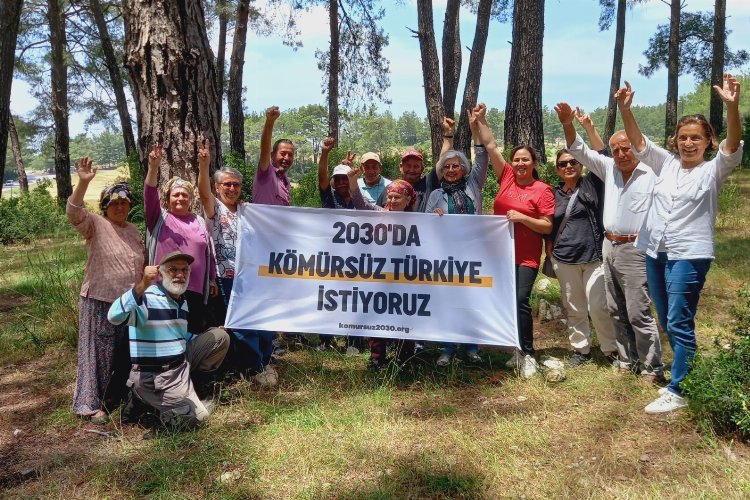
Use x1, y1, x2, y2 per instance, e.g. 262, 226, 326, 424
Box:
108, 251, 229, 426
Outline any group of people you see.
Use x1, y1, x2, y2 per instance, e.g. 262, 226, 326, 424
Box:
68, 74, 742, 428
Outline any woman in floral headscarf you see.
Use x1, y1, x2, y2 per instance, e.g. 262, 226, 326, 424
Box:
67, 157, 144, 423
144, 144, 218, 335
348, 169, 419, 368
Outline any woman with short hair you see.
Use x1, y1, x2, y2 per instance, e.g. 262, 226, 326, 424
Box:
145, 143, 218, 335
616, 74, 744, 413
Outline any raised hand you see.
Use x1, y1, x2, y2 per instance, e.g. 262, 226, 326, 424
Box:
713, 73, 741, 106
472, 103, 488, 124
614, 81, 635, 110
197, 137, 211, 170
554, 102, 575, 125
135, 265, 160, 297
75, 156, 97, 183
321, 137, 335, 153
347, 164, 362, 191
148, 143, 163, 170
442, 117, 455, 136
265, 106, 281, 122
342, 151, 356, 167
574, 107, 594, 129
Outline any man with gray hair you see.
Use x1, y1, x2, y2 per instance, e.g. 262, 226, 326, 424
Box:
108, 252, 229, 427
197, 138, 278, 386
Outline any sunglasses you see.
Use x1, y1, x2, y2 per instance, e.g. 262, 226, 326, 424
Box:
556, 159, 580, 168
221, 182, 242, 188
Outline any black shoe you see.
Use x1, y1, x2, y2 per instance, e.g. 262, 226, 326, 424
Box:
567, 352, 592, 367
121, 391, 150, 423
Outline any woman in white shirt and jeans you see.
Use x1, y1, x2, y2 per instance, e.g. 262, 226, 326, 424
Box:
616, 74, 743, 414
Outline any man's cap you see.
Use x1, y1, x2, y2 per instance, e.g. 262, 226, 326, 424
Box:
401, 149, 423, 161
160, 251, 194, 266
331, 164, 351, 177
360, 152, 381, 165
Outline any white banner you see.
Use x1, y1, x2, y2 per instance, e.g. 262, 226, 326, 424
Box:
226, 205, 519, 348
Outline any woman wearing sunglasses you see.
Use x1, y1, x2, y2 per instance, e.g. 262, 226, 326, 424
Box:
616, 74, 743, 413
546, 148, 617, 368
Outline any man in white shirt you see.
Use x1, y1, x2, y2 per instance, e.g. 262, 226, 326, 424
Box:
555, 102, 664, 382
356, 152, 391, 203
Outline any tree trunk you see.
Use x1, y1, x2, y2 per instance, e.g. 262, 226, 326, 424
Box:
504, 0, 546, 162
216, 0, 228, 123
227, 0, 249, 160
709, 0, 726, 136
123, 0, 223, 182
604, 0, 626, 141
665, 0, 680, 145
8, 114, 28, 194
327, 0, 340, 144
89, 0, 138, 159
48, 0, 73, 203
455, 0, 491, 157
415, 0, 444, 164
441, 0, 461, 119
0, 0, 23, 199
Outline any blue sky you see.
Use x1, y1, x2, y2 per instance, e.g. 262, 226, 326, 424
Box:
10, 0, 750, 135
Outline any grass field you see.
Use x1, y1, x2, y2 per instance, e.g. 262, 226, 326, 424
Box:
1, 167, 127, 203
0, 171, 749, 498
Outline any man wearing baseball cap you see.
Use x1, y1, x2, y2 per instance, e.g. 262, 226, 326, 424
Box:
108, 251, 230, 427
376, 118, 458, 213
357, 151, 391, 204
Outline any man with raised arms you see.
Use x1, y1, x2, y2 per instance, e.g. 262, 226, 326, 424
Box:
555, 102, 664, 384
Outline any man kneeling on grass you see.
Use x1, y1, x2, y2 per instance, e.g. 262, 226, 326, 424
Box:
107, 252, 229, 427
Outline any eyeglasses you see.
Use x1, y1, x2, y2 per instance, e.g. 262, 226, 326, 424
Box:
221, 182, 241, 188
444, 163, 462, 170
165, 266, 190, 277
556, 159, 580, 168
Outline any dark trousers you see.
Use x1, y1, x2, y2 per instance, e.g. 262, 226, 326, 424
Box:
516, 264, 538, 355
369, 338, 415, 366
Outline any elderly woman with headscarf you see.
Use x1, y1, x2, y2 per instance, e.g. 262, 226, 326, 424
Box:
145, 144, 218, 335
66, 157, 144, 424
348, 168, 419, 368
426, 105, 489, 366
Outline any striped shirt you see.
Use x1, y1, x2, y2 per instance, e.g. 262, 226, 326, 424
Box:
107, 284, 193, 365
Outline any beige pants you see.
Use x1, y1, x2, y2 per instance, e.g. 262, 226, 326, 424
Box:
128, 327, 229, 426
552, 258, 618, 355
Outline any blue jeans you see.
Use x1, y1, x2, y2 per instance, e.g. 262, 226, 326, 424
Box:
440, 343, 478, 356
218, 277, 275, 375
646, 253, 711, 396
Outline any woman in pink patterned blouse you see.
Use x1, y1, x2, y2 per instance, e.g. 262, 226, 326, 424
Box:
66, 157, 144, 424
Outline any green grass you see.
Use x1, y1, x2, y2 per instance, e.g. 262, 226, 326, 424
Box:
1, 170, 749, 498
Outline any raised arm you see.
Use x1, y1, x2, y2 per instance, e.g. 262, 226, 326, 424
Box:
554, 102, 578, 148
145, 143, 162, 188
439, 117, 455, 167
108, 265, 158, 325
197, 138, 215, 218
473, 103, 506, 180
575, 107, 606, 152
615, 81, 646, 153
258, 106, 280, 173
714, 73, 742, 154
318, 137, 335, 190
347, 165, 381, 211
70, 156, 96, 207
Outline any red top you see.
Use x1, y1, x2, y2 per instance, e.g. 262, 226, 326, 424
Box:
493, 163, 555, 268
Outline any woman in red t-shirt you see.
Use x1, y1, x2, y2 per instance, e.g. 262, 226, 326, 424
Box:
475, 113, 555, 378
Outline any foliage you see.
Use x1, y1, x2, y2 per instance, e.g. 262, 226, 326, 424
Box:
0, 180, 68, 244
683, 285, 750, 440
314, 0, 391, 109
639, 11, 748, 82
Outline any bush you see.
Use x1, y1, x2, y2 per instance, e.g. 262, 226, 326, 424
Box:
682, 284, 750, 439
0, 181, 69, 244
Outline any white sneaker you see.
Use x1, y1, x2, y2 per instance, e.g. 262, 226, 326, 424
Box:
254, 366, 278, 387
345, 346, 360, 357
520, 355, 538, 379
436, 354, 451, 367
644, 391, 687, 414
505, 350, 521, 369
658, 387, 669, 396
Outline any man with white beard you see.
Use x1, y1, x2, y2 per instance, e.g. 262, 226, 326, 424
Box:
108, 252, 229, 426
